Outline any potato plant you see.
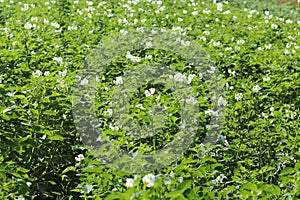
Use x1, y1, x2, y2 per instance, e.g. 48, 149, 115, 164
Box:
0, 0, 299, 199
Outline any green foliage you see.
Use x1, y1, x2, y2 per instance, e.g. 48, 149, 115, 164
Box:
0, 0, 299, 199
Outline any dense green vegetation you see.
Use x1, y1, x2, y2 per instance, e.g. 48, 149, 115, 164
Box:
0, 0, 299, 199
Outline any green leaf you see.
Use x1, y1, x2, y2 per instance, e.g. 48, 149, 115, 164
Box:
62, 166, 76, 174
49, 135, 64, 141
242, 182, 257, 191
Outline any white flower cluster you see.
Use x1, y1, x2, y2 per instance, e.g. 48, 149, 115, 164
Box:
125, 173, 156, 189
51, 22, 60, 29
68, 26, 78, 31
145, 88, 155, 97
212, 174, 227, 185
32, 70, 50, 78
113, 76, 123, 85
126, 51, 141, 63
170, 72, 195, 84
235, 93, 243, 101
185, 96, 198, 105
58, 69, 67, 77
24, 22, 36, 29
216, 3, 223, 12
142, 173, 155, 187
75, 154, 84, 162
252, 85, 261, 93
53, 56, 63, 65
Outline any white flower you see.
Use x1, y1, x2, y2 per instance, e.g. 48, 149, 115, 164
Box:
136, 104, 144, 109
51, 22, 60, 29
57, 80, 67, 87
263, 77, 270, 82
205, 109, 219, 117
218, 96, 227, 106
6, 92, 15, 97
130, 56, 141, 63
164, 178, 171, 185
145, 88, 155, 97
86, 1, 93, 6
75, 154, 84, 162
235, 93, 243, 101
126, 51, 132, 59
43, 18, 49, 24
216, 3, 223, 11
145, 55, 153, 59
80, 78, 89, 85
249, 10, 257, 15
186, 96, 198, 105
228, 69, 236, 76
114, 76, 123, 85
271, 24, 278, 29
178, 177, 183, 183
24, 22, 33, 29
262, 112, 268, 119
192, 11, 198, 15
58, 69, 67, 77
105, 109, 113, 117
223, 10, 231, 15
54, 57, 63, 65
285, 19, 292, 24
187, 74, 195, 84
109, 124, 119, 131
257, 47, 263, 51
265, 44, 272, 50
173, 72, 186, 82
181, 40, 190, 46
252, 85, 261, 93
215, 174, 227, 184
203, 30, 210, 35
200, 36, 206, 41
169, 171, 175, 178
68, 26, 78, 31
225, 47, 232, 51
125, 178, 134, 189
146, 41, 152, 48
120, 29, 128, 35
178, 18, 183, 22
213, 41, 222, 47
21, 4, 29, 11
142, 174, 155, 187
203, 9, 211, 14
237, 40, 245, 45
32, 70, 43, 78
149, 88, 155, 95
284, 49, 289, 54
44, 71, 50, 76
